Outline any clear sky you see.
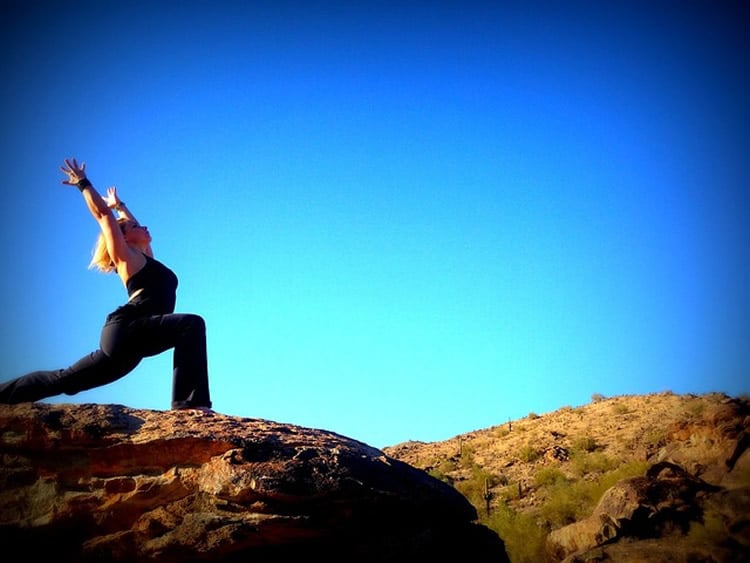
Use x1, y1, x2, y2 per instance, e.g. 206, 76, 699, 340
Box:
1, 0, 748, 448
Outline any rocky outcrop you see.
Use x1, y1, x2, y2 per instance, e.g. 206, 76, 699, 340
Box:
545, 396, 750, 562
547, 461, 750, 562
0, 403, 508, 562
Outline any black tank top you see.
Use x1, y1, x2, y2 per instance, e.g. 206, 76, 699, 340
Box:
124, 255, 179, 316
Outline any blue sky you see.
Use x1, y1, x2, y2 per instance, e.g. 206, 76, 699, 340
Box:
1, 0, 748, 448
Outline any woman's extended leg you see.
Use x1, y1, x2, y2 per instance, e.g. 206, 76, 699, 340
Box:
0, 350, 140, 404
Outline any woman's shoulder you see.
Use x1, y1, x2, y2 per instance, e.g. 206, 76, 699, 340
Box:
116, 249, 149, 285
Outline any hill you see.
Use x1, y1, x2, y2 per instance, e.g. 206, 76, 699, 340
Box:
384, 391, 750, 562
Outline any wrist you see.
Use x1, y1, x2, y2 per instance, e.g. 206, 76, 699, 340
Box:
76, 178, 92, 191
115, 201, 126, 211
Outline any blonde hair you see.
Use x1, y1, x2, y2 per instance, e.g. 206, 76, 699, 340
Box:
89, 217, 129, 273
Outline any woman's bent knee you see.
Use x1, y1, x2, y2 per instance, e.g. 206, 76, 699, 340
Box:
185, 314, 206, 333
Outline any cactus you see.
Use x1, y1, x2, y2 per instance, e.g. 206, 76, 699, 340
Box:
482, 477, 493, 515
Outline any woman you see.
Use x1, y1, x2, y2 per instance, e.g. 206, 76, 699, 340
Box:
0, 158, 212, 410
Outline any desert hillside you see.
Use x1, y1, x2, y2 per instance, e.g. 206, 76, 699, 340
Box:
384, 391, 750, 562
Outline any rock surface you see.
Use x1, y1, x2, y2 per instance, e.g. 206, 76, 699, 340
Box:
0, 403, 508, 562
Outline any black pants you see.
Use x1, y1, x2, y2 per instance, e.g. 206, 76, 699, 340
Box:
0, 312, 211, 409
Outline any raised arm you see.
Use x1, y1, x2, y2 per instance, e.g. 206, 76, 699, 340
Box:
60, 158, 144, 279
103, 186, 141, 224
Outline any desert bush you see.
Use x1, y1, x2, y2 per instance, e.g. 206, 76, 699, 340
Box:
687, 507, 728, 546
591, 392, 606, 403
571, 451, 619, 477
493, 426, 510, 439
453, 465, 497, 507
540, 459, 649, 529
434, 458, 456, 475
534, 466, 568, 488
518, 443, 539, 462
458, 443, 475, 469
596, 460, 649, 491
684, 398, 705, 417
427, 468, 451, 484
611, 402, 630, 415
485, 503, 548, 563
539, 473, 610, 527
641, 427, 669, 448
572, 435, 598, 453
497, 482, 522, 502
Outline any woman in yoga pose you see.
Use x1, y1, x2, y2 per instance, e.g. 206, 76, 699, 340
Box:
0, 158, 212, 410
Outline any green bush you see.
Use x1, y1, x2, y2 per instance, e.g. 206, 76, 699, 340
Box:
596, 460, 649, 491
434, 458, 456, 476
572, 436, 598, 453
612, 402, 630, 415
497, 482, 522, 502
534, 466, 568, 488
518, 443, 539, 462
453, 465, 498, 508
571, 451, 620, 477
540, 480, 591, 527
687, 507, 729, 546
427, 468, 450, 484
485, 503, 548, 563
540, 460, 649, 530
684, 398, 705, 417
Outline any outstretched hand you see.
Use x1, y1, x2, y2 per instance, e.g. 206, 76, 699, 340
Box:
60, 158, 87, 186
103, 186, 121, 209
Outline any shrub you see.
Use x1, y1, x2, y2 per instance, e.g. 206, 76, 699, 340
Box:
540, 460, 649, 529
687, 507, 729, 546
427, 468, 451, 484
596, 460, 649, 491
493, 426, 510, 439
434, 458, 456, 476
453, 465, 498, 508
572, 435, 598, 453
612, 402, 630, 415
518, 443, 540, 463
458, 443, 475, 469
571, 451, 619, 477
684, 398, 705, 417
534, 466, 568, 488
485, 503, 548, 563
540, 485, 581, 526
591, 393, 606, 403
497, 482, 522, 502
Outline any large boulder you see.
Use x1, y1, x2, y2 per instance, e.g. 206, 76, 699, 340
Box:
0, 403, 508, 562
547, 462, 750, 562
